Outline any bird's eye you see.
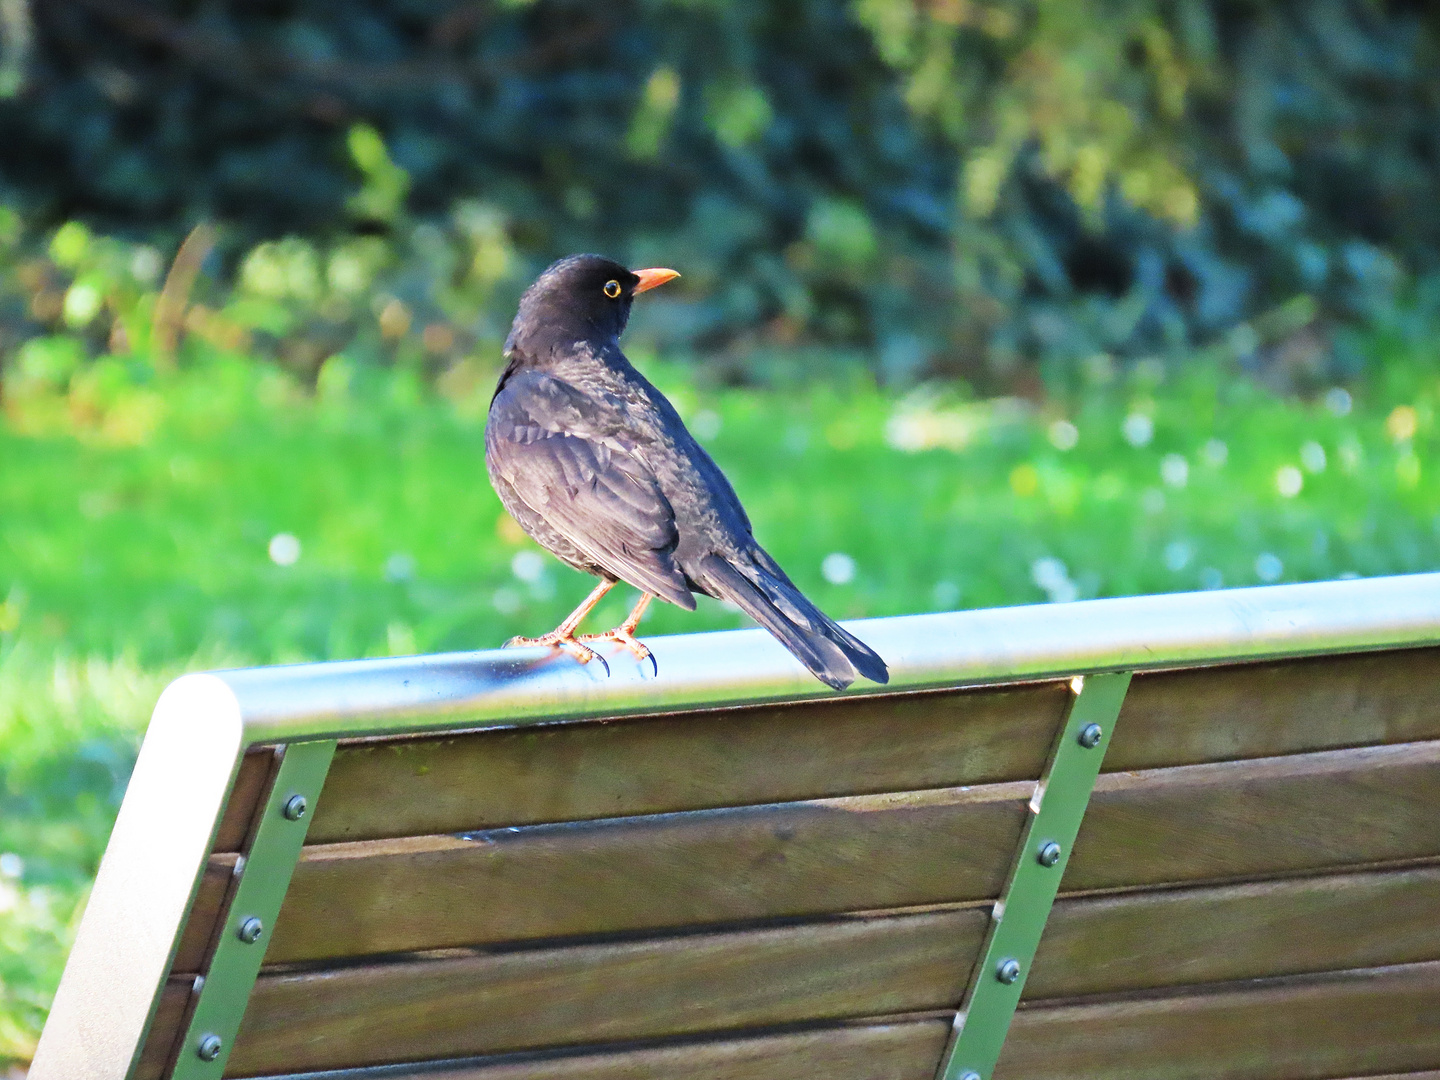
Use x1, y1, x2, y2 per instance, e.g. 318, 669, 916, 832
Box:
603, 279, 622, 299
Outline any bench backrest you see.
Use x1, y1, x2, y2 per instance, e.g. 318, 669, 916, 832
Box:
30, 573, 1440, 1080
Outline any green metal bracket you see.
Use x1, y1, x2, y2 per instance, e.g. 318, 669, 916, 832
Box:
936, 671, 1132, 1080
171, 738, 335, 1080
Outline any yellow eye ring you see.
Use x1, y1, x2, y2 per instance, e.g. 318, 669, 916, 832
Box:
603, 279, 622, 299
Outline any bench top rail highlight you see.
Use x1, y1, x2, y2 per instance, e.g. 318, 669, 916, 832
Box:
200, 572, 1440, 745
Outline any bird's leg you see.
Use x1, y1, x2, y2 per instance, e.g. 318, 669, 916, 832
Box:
579, 593, 656, 675
505, 578, 615, 669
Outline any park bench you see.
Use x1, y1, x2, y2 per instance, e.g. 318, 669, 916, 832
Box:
29, 572, 1440, 1080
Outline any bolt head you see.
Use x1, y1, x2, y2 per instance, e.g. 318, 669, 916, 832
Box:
1078, 723, 1104, 749
960, 1072, 982, 1080
237, 916, 264, 943
1037, 841, 1062, 867
197, 1033, 223, 1061
996, 957, 1021, 984
282, 794, 308, 820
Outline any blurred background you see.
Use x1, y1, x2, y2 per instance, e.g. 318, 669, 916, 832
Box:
2, 0, 1440, 1064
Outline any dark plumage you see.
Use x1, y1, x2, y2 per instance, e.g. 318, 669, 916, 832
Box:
485, 254, 888, 690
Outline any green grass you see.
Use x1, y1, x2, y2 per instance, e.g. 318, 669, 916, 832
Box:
2, 342, 1439, 1062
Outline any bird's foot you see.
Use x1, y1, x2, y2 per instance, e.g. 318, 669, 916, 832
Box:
577, 627, 657, 677
503, 631, 610, 676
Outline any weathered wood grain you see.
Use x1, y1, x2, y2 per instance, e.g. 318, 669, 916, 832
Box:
171, 852, 238, 974
269, 741, 1440, 963
308, 683, 1069, 842
224, 961, 1440, 1080
304, 646, 1440, 845
228, 865, 1440, 1075
214, 747, 277, 853
1065, 740, 1440, 892
133, 977, 192, 1080
231, 910, 985, 1074
269, 783, 1031, 963
997, 960, 1440, 1080
1108, 645, 1440, 771
230, 1021, 952, 1080
1030, 863, 1440, 998
161, 748, 275, 1023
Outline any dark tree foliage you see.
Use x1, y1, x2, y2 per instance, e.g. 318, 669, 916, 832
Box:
1, 0, 1439, 386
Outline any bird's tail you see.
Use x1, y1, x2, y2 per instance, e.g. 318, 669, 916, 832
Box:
695, 551, 889, 691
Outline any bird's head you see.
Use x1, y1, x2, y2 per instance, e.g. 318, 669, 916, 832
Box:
506, 254, 679, 358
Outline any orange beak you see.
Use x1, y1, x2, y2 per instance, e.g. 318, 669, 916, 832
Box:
632, 267, 680, 294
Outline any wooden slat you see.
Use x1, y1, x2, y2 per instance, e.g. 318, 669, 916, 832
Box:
230, 1020, 952, 1080
214, 748, 278, 853
1030, 863, 1440, 998
134, 978, 193, 1080
305, 646, 1440, 845
997, 960, 1440, 1080
268, 741, 1440, 964
143, 753, 274, 1075
1065, 740, 1440, 892
308, 683, 1069, 842
230, 864, 1440, 1075
268, 783, 1031, 963
231, 910, 985, 1075
1109, 645, 1440, 771
171, 853, 238, 974
226, 961, 1440, 1080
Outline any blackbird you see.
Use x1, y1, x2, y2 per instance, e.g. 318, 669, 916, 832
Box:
485, 254, 888, 690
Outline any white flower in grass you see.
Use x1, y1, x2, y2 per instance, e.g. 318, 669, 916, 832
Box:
1161, 454, 1188, 488
1122, 413, 1154, 447
1164, 540, 1194, 572
931, 580, 961, 609
511, 550, 546, 583
822, 552, 856, 585
1276, 465, 1303, 498
384, 553, 416, 582
1031, 557, 1078, 603
1047, 420, 1078, 451
1255, 553, 1283, 583
690, 410, 723, 441
268, 533, 301, 566
1201, 438, 1228, 466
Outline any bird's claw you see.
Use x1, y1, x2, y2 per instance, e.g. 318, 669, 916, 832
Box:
578, 628, 658, 677
503, 632, 610, 676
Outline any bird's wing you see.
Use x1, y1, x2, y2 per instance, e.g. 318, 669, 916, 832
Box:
486, 371, 695, 609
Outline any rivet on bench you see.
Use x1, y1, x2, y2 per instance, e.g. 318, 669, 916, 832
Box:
960, 1072, 982, 1080
282, 794, 308, 820
1077, 723, 1103, 748
237, 916, 264, 944
1037, 841, 1062, 867
996, 957, 1021, 984
196, 1033, 223, 1061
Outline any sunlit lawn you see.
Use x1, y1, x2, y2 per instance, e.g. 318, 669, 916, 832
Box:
2, 340, 1439, 1061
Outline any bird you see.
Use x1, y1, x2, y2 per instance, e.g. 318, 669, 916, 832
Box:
485, 253, 889, 691
486, 256, 887, 694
